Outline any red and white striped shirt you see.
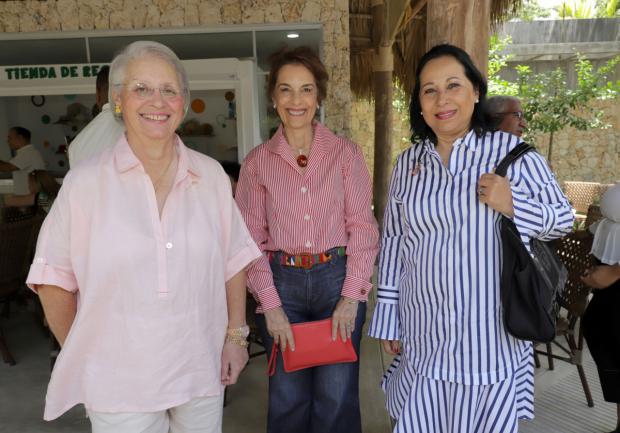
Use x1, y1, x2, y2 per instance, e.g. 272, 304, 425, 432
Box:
236, 122, 379, 311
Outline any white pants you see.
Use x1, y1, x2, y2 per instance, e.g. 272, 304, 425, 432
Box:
87, 394, 224, 433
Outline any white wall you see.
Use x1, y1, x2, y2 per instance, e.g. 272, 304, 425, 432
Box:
0, 94, 96, 172
180, 89, 238, 162
0, 88, 240, 170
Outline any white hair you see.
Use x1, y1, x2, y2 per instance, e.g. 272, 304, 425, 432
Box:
108, 40, 190, 120
485, 95, 521, 130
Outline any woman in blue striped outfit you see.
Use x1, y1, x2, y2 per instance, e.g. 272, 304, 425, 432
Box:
368, 44, 574, 433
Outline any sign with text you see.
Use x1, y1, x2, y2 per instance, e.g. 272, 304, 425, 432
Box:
2, 64, 107, 81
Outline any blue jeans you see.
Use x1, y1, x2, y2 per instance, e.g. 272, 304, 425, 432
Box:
256, 252, 366, 433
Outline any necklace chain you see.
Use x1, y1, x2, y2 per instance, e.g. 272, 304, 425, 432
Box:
152, 152, 176, 191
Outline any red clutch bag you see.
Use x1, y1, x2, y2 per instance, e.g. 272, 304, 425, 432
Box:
267, 318, 357, 376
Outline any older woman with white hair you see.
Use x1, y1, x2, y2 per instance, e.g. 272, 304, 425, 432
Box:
27, 41, 261, 432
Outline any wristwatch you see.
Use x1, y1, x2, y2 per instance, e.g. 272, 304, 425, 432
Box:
227, 325, 250, 338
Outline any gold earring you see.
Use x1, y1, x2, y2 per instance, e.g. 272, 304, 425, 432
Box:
115, 105, 122, 114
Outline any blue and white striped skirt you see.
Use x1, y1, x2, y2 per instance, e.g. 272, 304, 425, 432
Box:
382, 344, 535, 433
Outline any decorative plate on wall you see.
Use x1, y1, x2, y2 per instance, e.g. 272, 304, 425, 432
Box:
191, 99, 205, 113
31, 95, 45, 107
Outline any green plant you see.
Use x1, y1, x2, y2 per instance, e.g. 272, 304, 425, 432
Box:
488, 37, 620, 161
488, 35, 519, 96
603, 0, 620, 16
557, 0, 597, 18
517, 0, 553, 20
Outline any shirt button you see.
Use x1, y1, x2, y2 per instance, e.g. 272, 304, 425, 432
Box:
303, 214, 310, 221
305, 241, 312, 248
165, 242, 173, 249
301, 187, 307, 193
361, 289, 367, 295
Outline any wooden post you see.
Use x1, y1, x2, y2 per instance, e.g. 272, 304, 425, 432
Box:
372, 46, 393, 227
371, 0, 407, 227
426, 0, 491, 75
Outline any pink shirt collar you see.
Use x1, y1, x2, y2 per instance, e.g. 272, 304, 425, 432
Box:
113, 134, 201, 181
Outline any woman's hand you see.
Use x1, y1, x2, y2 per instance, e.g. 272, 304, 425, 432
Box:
332, 297, 359, 342
221, 341, 249, 386
381, 339, 401, 355
264, 307, 295, 351
478, 173, 514, 218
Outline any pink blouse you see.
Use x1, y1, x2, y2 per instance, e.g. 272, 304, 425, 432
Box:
27, 136, 261, 420
235, 123, 379, 311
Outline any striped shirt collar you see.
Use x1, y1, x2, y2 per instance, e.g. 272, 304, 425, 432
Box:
422, 129, 480, 154
113, 134, 201, 180
266, 121, 334, 158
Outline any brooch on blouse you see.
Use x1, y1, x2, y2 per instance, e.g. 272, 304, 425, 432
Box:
410, 155, 423, 176
411, 164, 421, 176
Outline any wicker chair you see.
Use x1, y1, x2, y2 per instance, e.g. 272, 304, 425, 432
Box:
0, 213, 45, 365
563, 181, 602, 221
534, 231, 596, 407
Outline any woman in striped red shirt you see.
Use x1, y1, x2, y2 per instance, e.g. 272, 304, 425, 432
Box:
236, 47, 379, 433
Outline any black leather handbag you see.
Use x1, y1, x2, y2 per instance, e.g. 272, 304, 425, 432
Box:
495, 143, 568, 343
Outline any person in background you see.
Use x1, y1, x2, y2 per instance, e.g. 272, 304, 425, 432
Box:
486, 95, 527, 137
369, 44, 573, 433
0, 126, 46, 196
235, 46, 379, 433
582, 183, 620, 433
3, 169, 60, 213
68, 65, 125, 167
27, 40, 261, 432
220, 160, 241, 196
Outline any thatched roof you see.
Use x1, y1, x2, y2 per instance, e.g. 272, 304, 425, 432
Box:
349, 0, 523, 100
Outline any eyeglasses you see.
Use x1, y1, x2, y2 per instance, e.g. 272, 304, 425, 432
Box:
119, 82, 184, 100
498, 111, 524, 120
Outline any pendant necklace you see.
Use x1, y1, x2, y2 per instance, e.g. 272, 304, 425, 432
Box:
296, 148, 308, 168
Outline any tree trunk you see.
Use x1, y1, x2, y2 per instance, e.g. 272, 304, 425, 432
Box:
373, 61, 393, 226
426, 0, 491, 76
547, 130, 555, 162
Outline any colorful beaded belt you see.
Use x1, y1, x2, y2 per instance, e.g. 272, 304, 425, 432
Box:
267, 247, 346, 269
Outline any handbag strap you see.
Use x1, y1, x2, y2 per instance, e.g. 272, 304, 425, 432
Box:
267, 342, 278, 377
495, 142, 535, 177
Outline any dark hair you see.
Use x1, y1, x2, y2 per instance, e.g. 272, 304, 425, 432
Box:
220, 161, 241, 182
10, 126, 31, 143
409, 44, 488, 144
267, 46, 328, 104
96, 65, 110, 94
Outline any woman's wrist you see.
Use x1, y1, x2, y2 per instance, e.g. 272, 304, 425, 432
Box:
227, 325, 249, 337
341, 296, 358, 304
225, 335, 249, 347
225, 325, 250, 347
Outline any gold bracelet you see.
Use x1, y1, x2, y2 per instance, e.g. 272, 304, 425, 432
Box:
225, 335, 249, 348
341, 296, 358, 304
226, 325, 250, 338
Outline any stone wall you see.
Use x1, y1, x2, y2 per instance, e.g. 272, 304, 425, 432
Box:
0, 0, 351, 136
534, 98, 619, 185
